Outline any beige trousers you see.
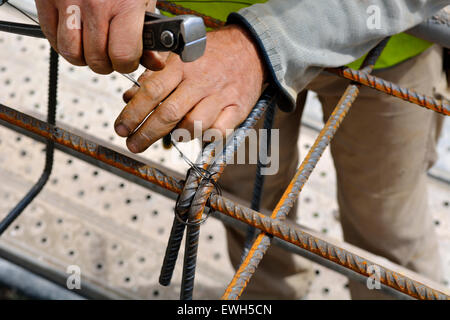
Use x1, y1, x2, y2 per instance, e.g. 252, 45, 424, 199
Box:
219, 45, 446, 300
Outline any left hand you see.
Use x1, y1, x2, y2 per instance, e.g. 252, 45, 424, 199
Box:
114, 25, 267, 153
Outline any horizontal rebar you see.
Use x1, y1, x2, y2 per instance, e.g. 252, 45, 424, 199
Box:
0, 104, 184, 195
0, 99, 447, 300
208, 194, 450, 300
326, 67, 450, 116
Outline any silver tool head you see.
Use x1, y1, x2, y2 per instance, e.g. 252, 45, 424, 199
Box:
179, 15, 207, 62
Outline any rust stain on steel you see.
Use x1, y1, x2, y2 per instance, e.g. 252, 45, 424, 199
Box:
327, 67, 450, 116
209, 194, 450, 300
179, 90, 274, 299
2, 101, 447, 301
156, 1, 225, 29
222, 85, 360, 300
0, 104, 184, 194
222, 40, 392, 300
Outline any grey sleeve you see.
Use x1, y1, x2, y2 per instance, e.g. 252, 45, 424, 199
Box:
228, 0, 449, 111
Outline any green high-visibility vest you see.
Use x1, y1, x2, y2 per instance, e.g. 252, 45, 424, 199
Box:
165, 0, 432, 70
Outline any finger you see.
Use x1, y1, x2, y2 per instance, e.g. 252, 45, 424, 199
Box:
123, 85, 140, 103
176, 94, 228, 138
82, 5, 113, 74
108, 5, 146, 73
57, 3, 85, 66
126, 82, 206, 153
210, 105, 246, 137
141, 51, 167, 71
122, 69, 154, 103
114, 66, 182, 137
35, 0, 59, 50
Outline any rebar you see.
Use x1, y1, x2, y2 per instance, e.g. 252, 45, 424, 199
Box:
163, 87, 277, 299
326, 67, 450, 116
0, 99, 448, 300
207, 193, 450, 300
156, 1, 225, 29
0, 48, 58, 235
222, 38, 391, 300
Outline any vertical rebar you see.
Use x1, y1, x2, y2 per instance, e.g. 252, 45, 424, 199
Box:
0, 48, 58, 235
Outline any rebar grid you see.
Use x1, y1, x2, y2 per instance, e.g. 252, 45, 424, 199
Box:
0, 75, 449, 299
222, 38, 390, 300
0, 2, 449, 301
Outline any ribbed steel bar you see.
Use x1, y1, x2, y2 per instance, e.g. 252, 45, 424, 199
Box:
0, 48, 58, 235
160, 89, 275, 290
156, 1, 225, 29
0, 104, 184, 195
326, 67, 450, 116
222, 39, 390, 300
241, 100, 277, 262
179, 87, 277, 300
0, 99, 447, 300
208, 194, 450, 300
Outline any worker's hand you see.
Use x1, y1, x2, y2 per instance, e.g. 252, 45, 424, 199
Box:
114, 25, 267, 153
35, 0, 167, 74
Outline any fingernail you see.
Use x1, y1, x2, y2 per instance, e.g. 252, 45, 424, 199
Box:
115, 124, 130, 137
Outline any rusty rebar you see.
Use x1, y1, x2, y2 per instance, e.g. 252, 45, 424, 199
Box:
222, 39, 390, 300
179, 87, 277, 299
208, 193, 450, 300
0, 100, 447, 300
326, 67, 450, 116
160, 89, 273, 290
156, 1, 225, 29
0, 104, 184, 195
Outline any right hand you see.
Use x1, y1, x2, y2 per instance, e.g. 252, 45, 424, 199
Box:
35, 0, 167, 74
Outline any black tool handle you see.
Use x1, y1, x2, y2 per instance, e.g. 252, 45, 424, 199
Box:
143, 12, 183, 54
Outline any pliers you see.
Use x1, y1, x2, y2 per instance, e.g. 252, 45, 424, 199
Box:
0, 11, 207, 62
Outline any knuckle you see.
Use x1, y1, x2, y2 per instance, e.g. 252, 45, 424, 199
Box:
142, 78, 165, 100
84, 0, 107, 12
58, 48, 83, 65
87, 56, 113, 74
110, 51, 140, 73
160, 102, 182, 124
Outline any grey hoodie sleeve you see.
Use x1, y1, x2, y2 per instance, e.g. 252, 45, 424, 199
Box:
228, 0, 449, 111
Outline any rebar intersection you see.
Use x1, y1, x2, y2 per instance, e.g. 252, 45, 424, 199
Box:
0, 3, 449, 301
